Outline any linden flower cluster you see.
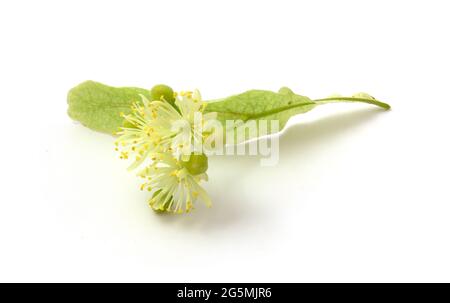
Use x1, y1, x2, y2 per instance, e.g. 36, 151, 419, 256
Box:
115, 85, 216, 213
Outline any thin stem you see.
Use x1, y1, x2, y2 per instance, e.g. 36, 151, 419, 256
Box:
313, 97, 391, 110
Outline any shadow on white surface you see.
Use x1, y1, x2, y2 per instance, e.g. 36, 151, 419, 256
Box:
280, 106, 386, 155
151, 187, 258, 231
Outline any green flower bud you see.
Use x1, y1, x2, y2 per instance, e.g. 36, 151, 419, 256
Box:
181, 154, 208, 175
150, 84, 175, 105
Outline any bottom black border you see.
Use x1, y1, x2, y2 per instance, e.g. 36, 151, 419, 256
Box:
1, 283, 449, 301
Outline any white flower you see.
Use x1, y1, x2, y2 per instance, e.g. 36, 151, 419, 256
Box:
115, 89, 216, 169
137, 153, 211, 213
115, 89, 215, 213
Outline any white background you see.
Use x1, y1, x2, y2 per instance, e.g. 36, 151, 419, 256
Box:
1, 0, 449, 282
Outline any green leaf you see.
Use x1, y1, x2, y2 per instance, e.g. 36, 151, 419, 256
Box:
205, 87, 316, 126
203, 88, 390, 143
204, 87, 317, 142
67, 81, 151, 134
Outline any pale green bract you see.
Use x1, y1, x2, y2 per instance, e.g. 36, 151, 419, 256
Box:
67, 81, 390, 138
67, 81, 152, 134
